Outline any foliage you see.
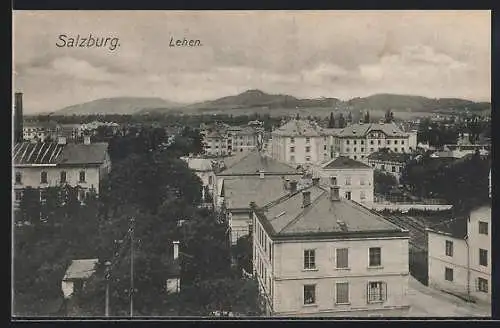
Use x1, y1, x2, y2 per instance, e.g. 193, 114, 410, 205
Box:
328, 112, 335, 128
363, 111, 370, 123
337, 113, 346, 128
384, 109, 394, 123
417, 118, 459, 147
233, 235, 253, 274
373, 170, 398, 195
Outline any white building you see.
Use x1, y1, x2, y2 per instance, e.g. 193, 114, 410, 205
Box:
180, 156, 217, 198
311, 156, 374, 203
202, 123, 263, 156
61, 259, 99, 299
333, 122, 418, 162
252, 184, 411, 317
427, 203, 491, 305
12, 136, 111, 208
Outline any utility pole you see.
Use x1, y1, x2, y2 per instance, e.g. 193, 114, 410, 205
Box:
104, 261, 112, 317
129, 217, 135, 317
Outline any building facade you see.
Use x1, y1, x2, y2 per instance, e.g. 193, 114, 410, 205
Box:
202, 122, 263, 156
13, 137, 111, 209
312, 156, 374, 203
253, 185, 410, 316
427, 204, 491, 305
333, 123, 418, 162
366, 150, 412, 183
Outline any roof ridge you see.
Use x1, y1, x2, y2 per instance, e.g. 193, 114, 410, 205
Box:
279, 188, 327, 233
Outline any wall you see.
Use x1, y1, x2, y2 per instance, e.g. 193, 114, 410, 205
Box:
467, 205, 491, 303
230, 211, 251, 244
315, 167, 374, 203
270, 236, 410, 315
427, 232, 469, 297
166, 278, 180, 294
61, 280, 74, 299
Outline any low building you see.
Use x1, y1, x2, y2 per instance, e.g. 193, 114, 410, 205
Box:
366, 150, 412, 182
427, 203, 491, 305
12, 136, 111, 208
180, 156, 217, 197
61, 259, 99, 299
252, 184, 411, 317
312, 156, 374, 203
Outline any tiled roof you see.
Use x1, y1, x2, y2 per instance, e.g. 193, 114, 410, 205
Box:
427, 216, 468, 240
219, 150, 299, 176
63, 259, 99, 280
13, 142, 109, 166
337, 122, 408, 138
367, 150, 412, 163
322, 156, 371, 169
223, 176, 291, 210
272, 120, 321, 137
259, 186, 405, 237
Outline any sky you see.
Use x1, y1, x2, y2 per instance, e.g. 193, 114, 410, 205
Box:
13, 10, 491, 114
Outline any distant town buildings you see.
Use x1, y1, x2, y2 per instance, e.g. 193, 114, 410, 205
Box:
201, 122, 264, 156
252, 184, 410, 316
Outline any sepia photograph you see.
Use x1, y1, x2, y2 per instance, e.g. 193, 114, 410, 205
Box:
12, 10, 491, 318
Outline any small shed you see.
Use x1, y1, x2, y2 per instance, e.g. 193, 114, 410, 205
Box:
61, 259, 99, 299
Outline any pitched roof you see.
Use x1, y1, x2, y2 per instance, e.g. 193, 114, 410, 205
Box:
13, 142, 109, 166
427, 216, 468, 240
367, 150, 412, 163
322, 156, 371, 169
63, 259, 99, 280
272, 120, 321, 137
218, 150, 299, 176
258, 186, 405, 238
337, 122, 408, 138
223, 176, 291, 210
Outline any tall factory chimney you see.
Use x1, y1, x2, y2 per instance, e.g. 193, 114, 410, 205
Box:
14, 92, 23, 143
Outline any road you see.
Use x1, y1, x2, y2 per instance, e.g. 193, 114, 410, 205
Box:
407, 277, 491, 317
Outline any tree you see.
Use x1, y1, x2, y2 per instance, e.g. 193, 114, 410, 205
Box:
384, 109, 395, 123
338, 114, 346, 128
295, 113, 300, 120
328, 112, 336, 128
347, 111, 353, 124
233, 235, 253, 274
374, 170, 398, 195
363, 111, 370, 123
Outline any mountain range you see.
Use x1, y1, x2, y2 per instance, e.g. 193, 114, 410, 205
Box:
52, 89, 491, 116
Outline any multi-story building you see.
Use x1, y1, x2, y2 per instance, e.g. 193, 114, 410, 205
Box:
426, 203, 491, 305
12, 136, 111, 209
215, 150, 303, 243
311, 156, 374, 203
23, 121, 59, 142
202, 122, 263, 156
270, 120, 335, 166
332, 122, 418, 162
252, 183, 411, 316
366, 150, 412, 183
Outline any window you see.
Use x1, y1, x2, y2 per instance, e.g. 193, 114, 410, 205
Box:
479, 221, 488, 235
361, 148, 364, 152
290, 137, 295, 143
78, 189, 86, 202
354, 147, 357, 152
79, 171, 86, 182
346, 140, 350, 145
370, 148, 374, 152
360, 178, 365, 185
208, 175, 213, 185
15, 190, 23, 202
290, 146, 295, 153
394, 148, 398, 152
445, 240, 453, 257
477, 278, 488, 293
479, 249, 488, 267
269, 242, 272, 261
336, 248, 349, 269
369, 247, 381, 267
394, 140, 398, 145
378, 140, 381, 145
305, 156, 311, 162
387, 140, 391, 145
370, 140, 374, 145
401, 140, 405, 145
360, 191, 366, 200
290, 155, 295, 163
361, 140, 364, 145
306, 137, 310, 144
445, 267, 454, 281
345, 176, 351, 185
330, 177, 337, 185
353, 155, 357, 160
367, 282, 386, 303
345, 191, 351, 200
304, 249, 316, 270
391, 166, 396, 172
40, 171, 48, 184
60, 171, 67, 183
346, 147, 350, 152
305, 146, 311, 153
40, 190, 47, 204
336, 282, 349, 304
15, 172, 22, 184
353, 140, 357, 145
401, 148, 404, 152
304, 285, 316, 305
324, 145, 327, 150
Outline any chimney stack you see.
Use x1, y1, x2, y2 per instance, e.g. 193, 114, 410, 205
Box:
14, 92, 23, 143
84, 135, 91, 145
330, 186, 340, 201
173, 241, 179, 260
312, 177, 320, 186
57, 136, 67, 145
302, 190, 311, 207
290, 180, 298, 193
